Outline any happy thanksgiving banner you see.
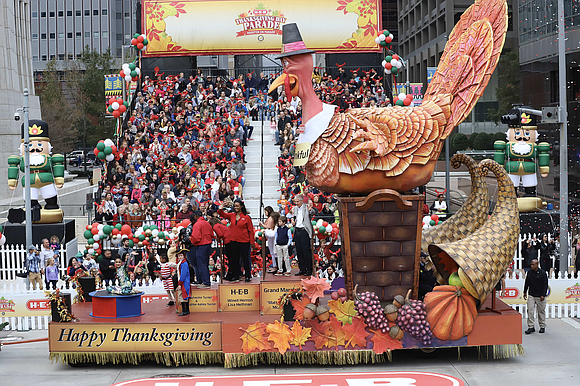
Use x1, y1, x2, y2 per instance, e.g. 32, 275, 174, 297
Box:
142, 0, 382, 56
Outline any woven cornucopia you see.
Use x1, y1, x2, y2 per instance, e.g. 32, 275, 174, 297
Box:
421, 154, 489, 252
428, 159, 519, 306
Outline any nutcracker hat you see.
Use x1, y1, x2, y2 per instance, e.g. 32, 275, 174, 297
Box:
21, 119, 50, 142
275, 23, 315, 59
520, 112, 538, 129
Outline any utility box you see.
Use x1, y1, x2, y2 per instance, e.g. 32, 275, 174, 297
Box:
542, 107, 559, 123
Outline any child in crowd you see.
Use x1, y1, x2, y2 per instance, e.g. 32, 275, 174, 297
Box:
159, 254, 177, 306
45, 257, 60, 289
49, 235, 60, 253
274, 216, 293, 276
83, 252, 99, 272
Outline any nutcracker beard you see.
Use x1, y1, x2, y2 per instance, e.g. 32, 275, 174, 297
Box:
512, 142, 532, 155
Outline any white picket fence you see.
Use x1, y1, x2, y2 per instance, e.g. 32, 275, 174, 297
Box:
509, 302, 580, 319
514, 233, 576, 276
0, 244, 70, 281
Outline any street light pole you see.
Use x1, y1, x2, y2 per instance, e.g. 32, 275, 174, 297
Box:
23, 88, 32, 248
557, 0, 568, 277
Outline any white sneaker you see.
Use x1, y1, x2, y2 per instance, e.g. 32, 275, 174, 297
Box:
275, 271, 283, 276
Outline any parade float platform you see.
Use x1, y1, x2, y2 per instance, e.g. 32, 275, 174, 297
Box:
88, 290, 144, 318
48, 273, 523, 368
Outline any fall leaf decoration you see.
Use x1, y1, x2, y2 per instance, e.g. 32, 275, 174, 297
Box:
328, 299, 357, 325
301, 276, 331, 303
239, 321, 272, 354
369, 328, 403, 354
290, 294, 312, 320
306, 315, 346, 350
342, 316, 369, 349
266, 318, 294, 354
289, 320, 311, 349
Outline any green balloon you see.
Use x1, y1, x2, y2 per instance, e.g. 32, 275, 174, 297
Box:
385, 56, 393, 62
107, 106, 114, 113
0, 225, 3, 232
150, 225, 158, 231
256, 239, 262, 245
104, 147, 112, 155
158, 231, 165, 239
96, 254, 104, 263
257, 231, 263, 237
84, 230, 92, 239
379, 41, 387, 47
318, 226, 326, 234
429, 220, 436, 226
133, 33, 140, 39
149, 236, 154, 241
97, 151, 106, 160
96, 142, 105, 151
143, 225, 150, 231
143, 39, 148, 45
130, 70, 137, 78
138, 234, 145, 241
115, 223, 122, 230
103, 225, 112, 234
383, 30, 390, 37
311, 220, 317, 226
396, 100, 404, 106
129, 63, 136, 71
128, 240, 134, 248
123, 101, 129, 107
88, 238, 94, 244
391, 66, 399, 74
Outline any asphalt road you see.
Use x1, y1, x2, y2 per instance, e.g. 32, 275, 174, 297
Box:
1, 318, 579, 386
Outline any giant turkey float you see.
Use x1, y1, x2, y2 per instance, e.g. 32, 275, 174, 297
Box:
48, 0, 523, 367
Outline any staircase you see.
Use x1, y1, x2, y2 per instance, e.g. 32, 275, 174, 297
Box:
241, 120, 280, 224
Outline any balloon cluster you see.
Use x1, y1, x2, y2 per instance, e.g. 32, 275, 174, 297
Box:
134, 225, 172, 247
131, 33, 149, 51
83, 223, 121, 256
394, 92, 413, 107
422, 214, 441, 230
375, 29, 394, 46
312, 219, 339, 240
0, 225, 6, 246
381, 54, 404, 75
107, 97, 129, 118
94, 139, 118, 162
120, 62, 140, 82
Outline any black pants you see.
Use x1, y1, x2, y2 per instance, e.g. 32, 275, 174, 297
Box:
294, 228, 312, 274
229, 241, 251, 280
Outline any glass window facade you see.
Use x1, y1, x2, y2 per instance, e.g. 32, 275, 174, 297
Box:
519, 0, 580, 44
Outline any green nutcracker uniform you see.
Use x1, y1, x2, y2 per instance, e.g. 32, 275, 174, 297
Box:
494, 140, 550, 189
7, 120, 64, 211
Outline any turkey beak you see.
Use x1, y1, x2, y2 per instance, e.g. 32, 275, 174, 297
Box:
268, 73, 299, 97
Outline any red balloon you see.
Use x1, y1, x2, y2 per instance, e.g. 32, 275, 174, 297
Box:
131, 38, 138, 45
112, 228, 120, 235
121, 224, 131, 235
385, 36, 392, 43
181, 219, 191, 227
403, 98, 412, 106
112, 110, 121, 118
93, 148, 99, 156
132, 77, 138, 82
393, 54, 400, 60
120, 70, 126, 78
116, 98, 123, 105
110, 145, 117, 153
119, 105, 127, 113
393, 96, 399, 103
143, 240, 149, 246
322, 221, 328, 227
133, 237, 139, 244
137, 43, 144, 50
91, 227, 99, 235
332, 223, 338, 228
137, 35, 144, 43
317, 233, 326, 240
431, 214, 439, 221
86, 225, 90, 230
384, 62, 392, 70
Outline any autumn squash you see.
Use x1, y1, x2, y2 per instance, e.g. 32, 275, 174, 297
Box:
424, 285, 478, 341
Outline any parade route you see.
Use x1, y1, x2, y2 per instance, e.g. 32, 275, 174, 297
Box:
2, 318, 579, 386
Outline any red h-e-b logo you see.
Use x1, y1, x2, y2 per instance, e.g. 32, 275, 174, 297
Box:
26, 299, 50, 311
503, 288, 520, 298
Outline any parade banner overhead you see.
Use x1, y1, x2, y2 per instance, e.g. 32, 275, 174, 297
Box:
142, 0, 382, 56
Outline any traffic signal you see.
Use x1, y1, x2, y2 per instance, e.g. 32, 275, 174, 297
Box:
501, 109, 521, 127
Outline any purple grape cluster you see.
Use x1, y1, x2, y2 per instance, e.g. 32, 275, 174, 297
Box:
396, 299, 433, 346
355, 291, 390, 333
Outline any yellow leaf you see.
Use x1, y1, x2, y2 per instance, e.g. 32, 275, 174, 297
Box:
266, 319, 293, 355
328, 299, 357, 325
239, 321, 271, 354
289, 320, 311, 349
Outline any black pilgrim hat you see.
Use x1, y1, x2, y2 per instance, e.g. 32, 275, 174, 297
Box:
275, 23, 315, 60
21, 119, 50, 142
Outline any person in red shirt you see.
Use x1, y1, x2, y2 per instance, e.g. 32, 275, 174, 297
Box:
209, 217, 232, 281
218, 200, 254, 282
190, 210, 213, 288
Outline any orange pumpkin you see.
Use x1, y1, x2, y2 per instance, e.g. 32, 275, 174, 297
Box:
424, 285, 478, 341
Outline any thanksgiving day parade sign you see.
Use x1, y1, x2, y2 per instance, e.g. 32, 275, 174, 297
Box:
142, 0, 381, 56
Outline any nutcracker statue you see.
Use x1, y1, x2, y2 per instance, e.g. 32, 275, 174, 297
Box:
494, 112, 550, 197
7, 119, 65, 223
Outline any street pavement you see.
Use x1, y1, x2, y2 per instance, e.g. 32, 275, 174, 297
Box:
1, 318, 579, 386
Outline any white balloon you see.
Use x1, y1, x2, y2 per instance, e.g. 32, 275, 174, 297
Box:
93, 234, 100, 241
97, 224, 104, 231
104, 138, 114, 147
375, 37, 381, 44
88, 248, 94, 254
111, 102, 120, 110
152, 229, 159, 237
92, 243, 99, 249
122, 63, 130, 70
141, 47, 147, 52
105, 154, 114, 162
389, 34, 394, 40
325, 225, 332, 234
384, 69, 391, 74
378, 34, 386, 41
153, 237, 159, 242
396, 62, 403, 69
381, 60, 387, 67
398, 93, 406, 100
0, 234, 6, 246
141, 34, 146, 39
135, 67, 141, 74
125, 75, 132, 82
423, 224, 430, 230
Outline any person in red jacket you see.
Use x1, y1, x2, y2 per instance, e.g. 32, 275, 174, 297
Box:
218, 200, 254, 282
209, 217, 232, 281
190, 210, 213, 288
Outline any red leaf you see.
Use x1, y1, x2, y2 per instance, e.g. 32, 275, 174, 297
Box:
342, 316, 369, 349
301, 276, 331, 303
370, 329, 403, 354
178, 8, 186, 13
290, 295, 311, 320
337, 6, 346, 11
338, 0, 348, 4
175, 13, 179, 18
305, 316, 345, 350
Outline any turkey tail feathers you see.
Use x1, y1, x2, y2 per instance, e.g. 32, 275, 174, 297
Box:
424, 0, 508, 137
